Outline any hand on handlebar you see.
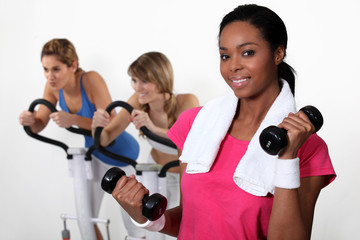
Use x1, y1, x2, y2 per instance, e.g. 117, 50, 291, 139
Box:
23, 99, 92, 157
49, 111, 74, 128
92, 109, 110, 130
131, 109, 157, 132
95, 100, 177, 150
19, 110, 36, 126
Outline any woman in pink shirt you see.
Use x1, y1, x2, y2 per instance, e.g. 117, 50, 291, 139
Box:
109, 4, 336, 239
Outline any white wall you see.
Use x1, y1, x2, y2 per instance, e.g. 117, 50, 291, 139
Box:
1, 0, 359, 239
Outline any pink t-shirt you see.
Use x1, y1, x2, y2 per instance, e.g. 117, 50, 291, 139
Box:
167, 107, 336, 240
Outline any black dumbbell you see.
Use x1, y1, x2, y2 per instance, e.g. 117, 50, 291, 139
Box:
101, 167, 167, 221
259, 105, 323, 155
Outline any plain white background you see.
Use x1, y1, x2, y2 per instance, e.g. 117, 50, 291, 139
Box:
1, 0, 359, 239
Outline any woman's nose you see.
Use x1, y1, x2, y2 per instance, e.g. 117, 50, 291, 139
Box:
45, 71, 54, 80
134, 82, 144, 92
230, 57, 243, 72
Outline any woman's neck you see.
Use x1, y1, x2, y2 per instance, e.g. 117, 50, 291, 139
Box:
148, 92, 170, 113
229, 84, 281, 140
239, 80, 280, 122
62, 71, 82, 96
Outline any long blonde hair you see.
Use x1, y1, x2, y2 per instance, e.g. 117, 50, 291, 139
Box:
128, 52, 177, 131
41, 38, 82, 72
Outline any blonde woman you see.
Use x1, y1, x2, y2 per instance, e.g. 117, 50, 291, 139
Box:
19, 38, 140, 240
92, 51, 199, 238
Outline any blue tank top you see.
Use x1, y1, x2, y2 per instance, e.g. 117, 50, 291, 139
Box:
58, 73, 139, 166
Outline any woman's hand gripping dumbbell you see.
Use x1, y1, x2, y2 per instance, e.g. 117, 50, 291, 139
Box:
101, 167, 167, 221
259, 105, 324, 155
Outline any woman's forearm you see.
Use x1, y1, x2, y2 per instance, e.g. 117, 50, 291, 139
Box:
150, 126, 170, 139
28, 118, 47, 133
71, 114, 93, 130
160, 206, 182, 237
100, 111, 131, 147
268, 188, 308, 240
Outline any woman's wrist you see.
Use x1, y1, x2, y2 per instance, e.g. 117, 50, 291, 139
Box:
70, 113, 78, 126
151, 126, 169, 138
278, 148, 298, 160
274, 157, 300, 189
130, 215, 166, 232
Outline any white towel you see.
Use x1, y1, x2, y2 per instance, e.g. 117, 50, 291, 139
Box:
180, 80, 296, 196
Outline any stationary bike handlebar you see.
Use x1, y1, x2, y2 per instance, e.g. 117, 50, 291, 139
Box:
94, 101, 177, 149
23, 98, 92, 159
94, 100, 179, 171
23, 99, 179, 171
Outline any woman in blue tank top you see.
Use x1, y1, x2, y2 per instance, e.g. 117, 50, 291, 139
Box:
19, 38, 141, 239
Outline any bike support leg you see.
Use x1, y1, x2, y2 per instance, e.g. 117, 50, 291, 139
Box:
60, 214, 111, 240
135, 163, 166, 240
68, 148, 97, 240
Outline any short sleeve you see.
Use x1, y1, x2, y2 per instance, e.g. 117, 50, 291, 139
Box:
298, 133, 336, 188
167, 107, 202, 151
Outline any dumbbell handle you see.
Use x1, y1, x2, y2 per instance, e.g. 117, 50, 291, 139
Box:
101, 167, 167, 221
259, 105, 323, 155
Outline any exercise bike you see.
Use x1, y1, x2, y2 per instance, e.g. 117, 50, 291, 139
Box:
92, 101, 179, 240
23, 99, 179, 240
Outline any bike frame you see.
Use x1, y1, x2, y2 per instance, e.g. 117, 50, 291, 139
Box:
24, 99, 179, 240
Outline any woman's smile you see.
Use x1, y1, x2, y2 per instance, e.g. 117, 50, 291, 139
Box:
229, 76, 250, 88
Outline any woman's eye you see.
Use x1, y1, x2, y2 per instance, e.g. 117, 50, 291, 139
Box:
220, 54, 230, 60
243, 50, 255, 56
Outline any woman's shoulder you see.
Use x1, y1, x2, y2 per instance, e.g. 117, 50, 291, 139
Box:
175, 93, 198, 101
80, 71, 112, 105
81, 71, 107, 91
175, 93, 199, 113
81, 71, 104, 84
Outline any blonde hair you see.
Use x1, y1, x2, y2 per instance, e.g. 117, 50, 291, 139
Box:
41, 38, 82, 72
128, 52, 177, 131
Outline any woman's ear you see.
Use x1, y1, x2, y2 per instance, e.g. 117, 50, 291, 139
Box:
71, 61, 78, 72
274, 46, 285, 65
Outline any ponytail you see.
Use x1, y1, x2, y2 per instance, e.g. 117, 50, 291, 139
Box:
278, 61, 296, 96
